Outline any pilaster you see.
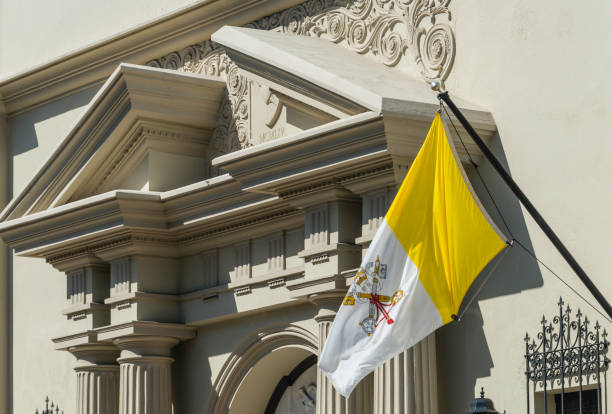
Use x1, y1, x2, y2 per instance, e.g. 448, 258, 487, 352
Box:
60, 258, 111, 332
103, 255, 180, 325
285, 183, 362, 297
311, 293, 373, 414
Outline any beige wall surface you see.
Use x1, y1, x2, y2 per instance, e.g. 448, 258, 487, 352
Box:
2, 0, 612, 413
437, 1, 612, 412
0, 113, 9, 414
8, 86, 99, 198
10, 256, 76, 414
0, 0, 197, 78
6, 86, 100, 413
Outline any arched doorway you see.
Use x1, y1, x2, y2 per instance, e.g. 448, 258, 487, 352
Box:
205, 324, 318, 414
265, 355, 317, 414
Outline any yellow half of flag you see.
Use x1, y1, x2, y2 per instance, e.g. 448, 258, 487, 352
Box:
318, 113, 508, 397
386, 113, 507, 323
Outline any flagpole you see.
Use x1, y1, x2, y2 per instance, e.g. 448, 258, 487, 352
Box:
434, 87, 612, 320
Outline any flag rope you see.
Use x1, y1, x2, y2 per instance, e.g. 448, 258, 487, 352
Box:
512, 238, 612, 323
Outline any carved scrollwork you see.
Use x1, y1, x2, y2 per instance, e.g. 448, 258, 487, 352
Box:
148, 42, 251, 176
147, 0, 456, 177
246, 0, 455, 82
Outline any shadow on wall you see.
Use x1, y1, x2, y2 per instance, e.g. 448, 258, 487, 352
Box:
436, 130, 545, 413
8, 86, 99, 199
9, 86, 97, 156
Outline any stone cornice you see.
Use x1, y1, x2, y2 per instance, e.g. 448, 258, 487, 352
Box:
0, 0, 305, 117
0, 64, 225, 222
213, 111, 389, 194
0, 181, 298, 263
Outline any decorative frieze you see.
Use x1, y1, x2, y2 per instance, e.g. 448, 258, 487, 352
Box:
234, 241, 251, 280
68, 269, 86, 306
267, 232, 285, 272
111, 257, 131, 296
63, 264, 111, 329
361, 188, 396, 241
306, 206, 329, 250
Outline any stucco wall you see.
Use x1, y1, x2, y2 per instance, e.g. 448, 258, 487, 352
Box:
0, 112, 9, 414
2, 0, 611, 413
0, 0, 197, 78
436, 1, 612, 412
7, 86, 99, 413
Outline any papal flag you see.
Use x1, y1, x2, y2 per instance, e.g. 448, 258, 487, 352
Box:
318, 113, 509, 397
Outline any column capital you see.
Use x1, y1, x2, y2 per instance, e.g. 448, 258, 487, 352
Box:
114, 335, 180, 359
309, 291, 344, 323
69, 343, 120, 367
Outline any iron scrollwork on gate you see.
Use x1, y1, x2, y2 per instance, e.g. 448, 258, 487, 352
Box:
524, 298, 609, 414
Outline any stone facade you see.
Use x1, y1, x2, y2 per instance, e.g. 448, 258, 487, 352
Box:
0, 1, 610, 413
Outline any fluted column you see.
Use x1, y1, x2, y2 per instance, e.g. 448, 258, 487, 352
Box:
70, 344, 121, 414
115, 336, 178, 414
373, 333, 437, 414
312, 293, 373, 414
75, 366, 120, 414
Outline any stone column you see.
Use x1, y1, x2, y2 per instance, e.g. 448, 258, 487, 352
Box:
70, 344, 121, 414
373, 333, 437, 414
312, 293, 373, 414
115, 336, 179, 414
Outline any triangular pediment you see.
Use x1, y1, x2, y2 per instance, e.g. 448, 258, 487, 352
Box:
1, 64, 226, 221
209, 26, 498, 172
1, 28, 498, 225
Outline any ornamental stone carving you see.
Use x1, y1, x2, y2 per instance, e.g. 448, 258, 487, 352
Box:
147, 0, 455, 176
246, 0, 455, 82
147, 43, 249, 177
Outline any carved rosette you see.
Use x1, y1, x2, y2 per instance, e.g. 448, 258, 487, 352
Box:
147, 0, 455, 176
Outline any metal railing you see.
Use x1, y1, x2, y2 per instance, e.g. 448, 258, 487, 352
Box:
525, 298, 609, 414
35, 396, 63, 414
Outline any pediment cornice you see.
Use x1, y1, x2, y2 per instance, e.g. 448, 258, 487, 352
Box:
1, 64, 226, 221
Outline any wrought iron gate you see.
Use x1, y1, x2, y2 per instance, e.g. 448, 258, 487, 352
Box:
524, 298, 609, 414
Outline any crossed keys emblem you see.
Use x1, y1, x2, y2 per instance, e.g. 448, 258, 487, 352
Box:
343, 257, 404, 336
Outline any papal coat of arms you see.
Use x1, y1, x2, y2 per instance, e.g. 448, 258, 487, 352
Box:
343, 257, 403, 336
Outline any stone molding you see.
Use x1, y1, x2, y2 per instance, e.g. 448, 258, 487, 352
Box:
246, 0, 455, 82
148, 0, 455, 169
0, 0, 306, 116
204, 323, 318, 414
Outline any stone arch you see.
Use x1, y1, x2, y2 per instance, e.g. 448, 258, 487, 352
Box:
204, 323, 318, 414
